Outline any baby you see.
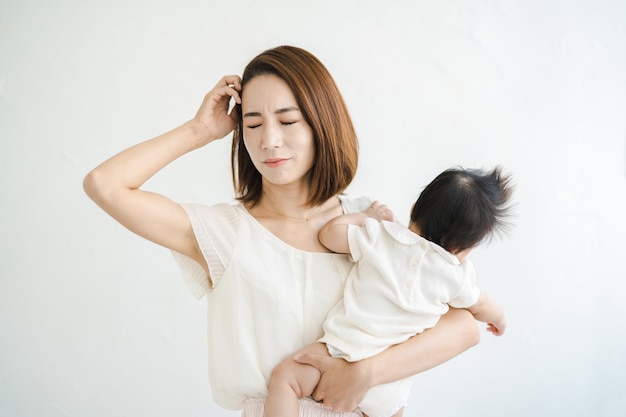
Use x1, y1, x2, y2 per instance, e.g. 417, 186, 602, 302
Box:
266, 166, 514, 417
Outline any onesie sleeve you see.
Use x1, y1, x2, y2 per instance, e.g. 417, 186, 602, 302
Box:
448, 259, 481, 308
171, 203, 239, 299
346, 217, 382, 263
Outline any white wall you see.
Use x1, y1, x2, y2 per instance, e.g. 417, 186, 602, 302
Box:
1, 0, 625, 416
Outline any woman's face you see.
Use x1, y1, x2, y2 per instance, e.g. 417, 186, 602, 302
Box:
241, 74, 315, 188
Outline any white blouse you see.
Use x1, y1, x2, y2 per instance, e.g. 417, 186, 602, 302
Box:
172, 195, 371, 410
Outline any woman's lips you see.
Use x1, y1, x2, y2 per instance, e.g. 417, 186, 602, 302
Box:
263, 158, 289, 168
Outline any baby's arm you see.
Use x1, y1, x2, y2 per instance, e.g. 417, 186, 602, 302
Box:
466, 293, 507, 336
319, 201, 394, 253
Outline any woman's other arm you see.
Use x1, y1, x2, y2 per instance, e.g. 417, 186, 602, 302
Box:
83, 76, 241, 270
295, 307, 480, 412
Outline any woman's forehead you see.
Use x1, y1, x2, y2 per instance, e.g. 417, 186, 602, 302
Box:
241, 74, 299, 113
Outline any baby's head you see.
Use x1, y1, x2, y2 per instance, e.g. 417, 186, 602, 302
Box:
410, 166, 514, 257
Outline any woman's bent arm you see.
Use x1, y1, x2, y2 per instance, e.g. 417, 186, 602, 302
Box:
83, 120, 211, 266
295, 308, 479, 412
83, 76, 242, 269
366, 308, 479, 384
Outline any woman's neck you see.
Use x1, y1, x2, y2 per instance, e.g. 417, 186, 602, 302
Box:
258, 185, 321, 222
247, 184, 343, 252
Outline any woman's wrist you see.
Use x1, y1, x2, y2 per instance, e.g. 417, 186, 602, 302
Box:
184, 118, 217, 149
351, 354, 378, 388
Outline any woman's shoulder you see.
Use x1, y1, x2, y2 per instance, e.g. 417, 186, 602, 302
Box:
179, 201, 246, 230
181, 200, 242, 216
338, 194, 373, 214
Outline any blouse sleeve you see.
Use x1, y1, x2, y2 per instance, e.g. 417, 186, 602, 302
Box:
171, 203, 239, 299
338, 194, 373, 214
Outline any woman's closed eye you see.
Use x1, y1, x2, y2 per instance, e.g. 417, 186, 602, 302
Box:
245, 119, 298, 129
246, 120, 298, 129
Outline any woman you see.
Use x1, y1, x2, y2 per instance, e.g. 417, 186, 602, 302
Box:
83, 45, 479, 417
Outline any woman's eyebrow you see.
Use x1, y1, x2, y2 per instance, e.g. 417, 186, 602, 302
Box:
243, 106, 300, 118
275, 106, 300, 114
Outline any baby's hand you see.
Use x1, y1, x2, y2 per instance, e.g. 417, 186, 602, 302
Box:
486, 321, 506, 336
364, 201, 394, 222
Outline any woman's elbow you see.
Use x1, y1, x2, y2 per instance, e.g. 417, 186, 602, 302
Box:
83, 169, 102, 201
459, 309, 481, 348
447, 307, 480, 349
83, 167, 116, 207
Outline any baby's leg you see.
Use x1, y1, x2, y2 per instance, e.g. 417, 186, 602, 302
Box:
265, 342, 328, 417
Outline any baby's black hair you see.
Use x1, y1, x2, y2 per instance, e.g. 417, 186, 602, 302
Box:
410, 166, 514, 253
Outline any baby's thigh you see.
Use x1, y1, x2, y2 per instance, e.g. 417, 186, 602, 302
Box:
270, 343, 327, 397
295, 341, 331, 357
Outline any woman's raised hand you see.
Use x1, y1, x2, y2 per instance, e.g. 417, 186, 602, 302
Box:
193, 75, 242, 143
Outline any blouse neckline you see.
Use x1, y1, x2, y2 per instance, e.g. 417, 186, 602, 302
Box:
237, 196, 348, 256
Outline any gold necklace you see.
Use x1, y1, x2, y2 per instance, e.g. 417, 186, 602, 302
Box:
262, 202, 324, 222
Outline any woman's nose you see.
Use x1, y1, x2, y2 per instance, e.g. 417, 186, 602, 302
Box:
261, 124, 283, 150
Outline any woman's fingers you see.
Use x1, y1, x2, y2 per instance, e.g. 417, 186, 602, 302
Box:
294, 352, 365, 412
213, 75, 242, 102
216, 74, 241, 90
192, 75, 244, 140
207, 84, 241, 106
293, 352, 327, 372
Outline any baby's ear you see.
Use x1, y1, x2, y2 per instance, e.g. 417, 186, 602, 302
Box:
408, 222, 421, 236
453, 247, 474, 263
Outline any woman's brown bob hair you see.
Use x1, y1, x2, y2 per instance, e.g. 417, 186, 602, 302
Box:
231, 45, 359, 207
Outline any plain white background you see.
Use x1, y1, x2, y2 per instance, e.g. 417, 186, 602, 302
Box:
1, 0, 625, 416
